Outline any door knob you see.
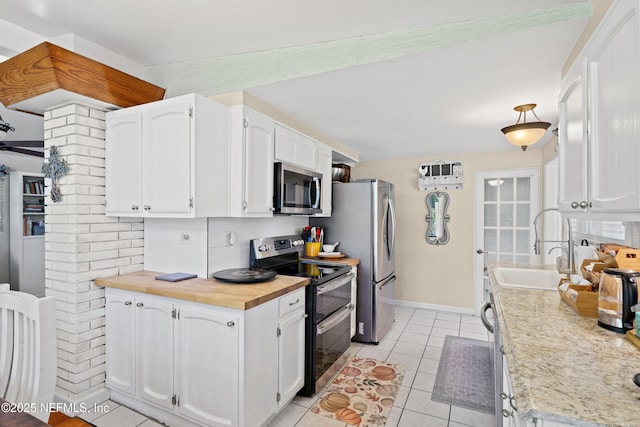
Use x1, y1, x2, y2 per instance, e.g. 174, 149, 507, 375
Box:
476, 249, 486, 254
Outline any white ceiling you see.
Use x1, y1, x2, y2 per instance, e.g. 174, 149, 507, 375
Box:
0, 0, 592, 160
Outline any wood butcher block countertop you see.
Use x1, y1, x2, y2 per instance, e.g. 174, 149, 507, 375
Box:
300, 257, 360, 267
96, 271, 310, 310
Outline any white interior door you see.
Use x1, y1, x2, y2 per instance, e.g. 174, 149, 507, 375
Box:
474, 168, 540, 313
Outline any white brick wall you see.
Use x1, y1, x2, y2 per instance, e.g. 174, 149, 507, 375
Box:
44, 103, 143, 402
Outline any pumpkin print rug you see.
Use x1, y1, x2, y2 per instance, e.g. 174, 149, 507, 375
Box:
311, 357, 405, 426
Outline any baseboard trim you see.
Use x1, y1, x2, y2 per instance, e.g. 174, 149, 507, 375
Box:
396, 299, 475, 315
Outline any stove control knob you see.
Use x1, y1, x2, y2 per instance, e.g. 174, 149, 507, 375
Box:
258, 244, 271, 252
292, 239, 304, 246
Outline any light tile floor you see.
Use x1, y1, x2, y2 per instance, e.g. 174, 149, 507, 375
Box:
81, 307, 496, 427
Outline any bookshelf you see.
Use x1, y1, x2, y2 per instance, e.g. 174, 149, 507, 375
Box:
10, 171, 45, 297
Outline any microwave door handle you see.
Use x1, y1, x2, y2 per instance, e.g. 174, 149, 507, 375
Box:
313, 176, 321, 208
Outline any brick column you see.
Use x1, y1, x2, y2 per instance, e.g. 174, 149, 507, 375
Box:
43, 103, 144, 408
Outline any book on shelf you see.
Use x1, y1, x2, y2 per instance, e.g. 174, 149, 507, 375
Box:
23, 180, 44, 195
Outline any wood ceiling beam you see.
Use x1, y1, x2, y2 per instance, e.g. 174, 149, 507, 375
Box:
0, 42, 165, 110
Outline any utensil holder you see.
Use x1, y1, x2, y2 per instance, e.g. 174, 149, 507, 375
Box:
305, 242, 321, 257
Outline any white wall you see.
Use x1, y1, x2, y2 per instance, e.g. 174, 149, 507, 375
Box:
351, 148, 544, 311
143, 216, 308, 277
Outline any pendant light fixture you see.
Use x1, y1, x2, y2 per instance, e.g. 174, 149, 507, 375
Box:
501, 104, 550, 151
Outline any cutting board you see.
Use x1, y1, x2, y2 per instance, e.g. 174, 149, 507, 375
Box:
626, 330, 640, 349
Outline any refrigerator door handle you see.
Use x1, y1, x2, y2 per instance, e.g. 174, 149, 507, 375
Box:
387, 197, 396, 258
379, 275, 396, 289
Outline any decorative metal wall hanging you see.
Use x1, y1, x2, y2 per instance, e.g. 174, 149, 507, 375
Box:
418, 160, 463, 191
41, 146, 68, 202
425, 191, 450, 245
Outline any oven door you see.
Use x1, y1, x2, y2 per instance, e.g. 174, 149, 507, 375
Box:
314, 272, 354, 323
274, 162, 322, 215
315, 303, 354, 385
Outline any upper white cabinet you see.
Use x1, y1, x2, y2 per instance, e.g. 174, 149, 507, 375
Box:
587, 0, 640, 212
558, 59, 589, 212
558, 0, 640, 214
316, 143, 332, 216
274, 124, 318, 172
105, 93, 229, 218
228, 106, 275, 217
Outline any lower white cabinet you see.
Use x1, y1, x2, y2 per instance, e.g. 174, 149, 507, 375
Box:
276, 289, 306, 409
105, 287, 305, 427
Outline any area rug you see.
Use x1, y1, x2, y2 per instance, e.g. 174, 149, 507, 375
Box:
431, 335, 495, 414
311, 357, 405, 426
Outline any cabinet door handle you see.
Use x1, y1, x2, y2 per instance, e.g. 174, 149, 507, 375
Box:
502, 409, 513, 418
131, 205, 138, 211
500, 392, 508, 400
289, 298, 300, 306
124, 301, 132, 306
570, 201, 579, 209
136, 302, 144, 307
579, 200, 591, 209
226, 321, 235, 327
144, 205, 151, 211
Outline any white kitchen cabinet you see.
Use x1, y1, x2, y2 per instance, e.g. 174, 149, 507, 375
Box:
105, 93, 229, 218
276, 289, 306, 410
558, 0, 640, 215
587, 0, 640, 212
136, 298, 174, 410
105, 291, 136, 395
274, 124, 318, 172
557, 59, 588, 213
176, 305, 239, 427
105, 291, 174, 409
105, 286, 305, 427
315, 143, 333, 217
228, 106, 275, 217
502, 356, 520, 427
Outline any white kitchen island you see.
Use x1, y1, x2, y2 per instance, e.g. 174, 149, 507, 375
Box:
97, 271, 309, 427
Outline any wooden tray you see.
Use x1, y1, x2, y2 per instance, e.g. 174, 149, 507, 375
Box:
558, 281, 599, 318
626, 330, 640, 349
616, 248, 640, 271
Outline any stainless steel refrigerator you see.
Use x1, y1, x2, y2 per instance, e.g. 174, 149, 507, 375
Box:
311, 179, 396, 343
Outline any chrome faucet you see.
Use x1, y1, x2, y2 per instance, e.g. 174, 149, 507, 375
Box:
533, 208, 575, 274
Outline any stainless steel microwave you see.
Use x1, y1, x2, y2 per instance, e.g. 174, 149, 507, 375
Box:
274, 162, 322, 215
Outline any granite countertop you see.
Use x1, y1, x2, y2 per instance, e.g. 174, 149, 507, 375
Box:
489, 263, 640, 427
96, 270, 310, 310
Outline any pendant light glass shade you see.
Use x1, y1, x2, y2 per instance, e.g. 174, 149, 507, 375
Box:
501, 104, 550, 151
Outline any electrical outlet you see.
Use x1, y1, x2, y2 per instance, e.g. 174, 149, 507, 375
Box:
180, 232, 191, 244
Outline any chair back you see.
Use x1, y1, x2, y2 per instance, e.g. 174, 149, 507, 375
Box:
0, 287, 56, 422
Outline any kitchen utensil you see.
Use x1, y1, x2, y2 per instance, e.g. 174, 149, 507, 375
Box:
305, 242, 322, 257
322, 242, 339, 252
318, 252, 345, 259
212, 268, 277, 283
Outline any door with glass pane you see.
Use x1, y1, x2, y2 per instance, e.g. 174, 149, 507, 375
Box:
474, 169, 540, 312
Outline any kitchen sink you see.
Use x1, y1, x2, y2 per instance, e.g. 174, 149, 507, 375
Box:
493, 267, 562, 290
